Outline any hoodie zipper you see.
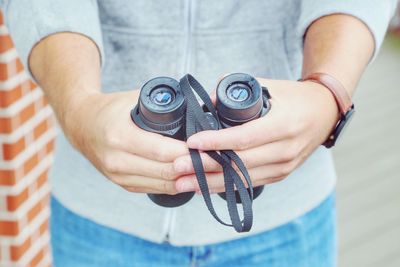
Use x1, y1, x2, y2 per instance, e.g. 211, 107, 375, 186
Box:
163, 0, 196, 243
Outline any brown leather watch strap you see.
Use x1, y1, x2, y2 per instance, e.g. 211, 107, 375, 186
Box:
302, 72, 353, 115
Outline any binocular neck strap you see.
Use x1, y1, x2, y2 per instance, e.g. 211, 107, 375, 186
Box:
179, 74, 254, 233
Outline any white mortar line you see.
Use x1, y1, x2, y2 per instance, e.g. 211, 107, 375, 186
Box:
0, 128, 57, 169
0, 154, 54, 196
0, 244, 10, 262
0, 183, 50, 220
0, 204, 50, 246
0, 48, 18, 63
36, 253, 52, 267
0, 233, 51, 267
19, 233, 50, 267
0, 106, 55, 143
0, 25, 8, 35
0, 87, 43, 116
0, 71, 29, 90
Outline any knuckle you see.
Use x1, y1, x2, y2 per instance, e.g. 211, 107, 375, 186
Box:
160, 181, 177, 195
104, 130, 120, 148
237, 137, 251, 150
160, 166, 176, 180
281, 142, 301, 162
152, 147, 171, 162
207, 140, 219, 151
277, 164, 292, 177
102, 154, 119, 173
286, 122, 301, 137
281, 160, 298, 176
204, 157, 220, 172
108, 174, 120, 185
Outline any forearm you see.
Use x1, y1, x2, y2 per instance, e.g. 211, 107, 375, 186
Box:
302, 14, 375, 96
29, 33, 102, 131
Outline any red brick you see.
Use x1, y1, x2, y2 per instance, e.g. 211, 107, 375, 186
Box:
0, 85, 23, 108
0, 59, 23, 80
33, 120, 48, 140
0, 169, 17, 185
39, 219, 49, 236
0, 117, 13, 133
10, 235, 31, 261
36, 169, 49, 189
15, 59, 24, 74
29, 80, 38, 91
20, 102, 36, 124
27, 192, 50, 223
0, 35, 13, 54
7, 187, 29, 211
24, 153, 39, 175
27, 200, 42, 223
45, 139, 55, 154
3, 136, 26, 160
0, 220, 20, 236
0, 10, 3, 25
29, 246, 46, 267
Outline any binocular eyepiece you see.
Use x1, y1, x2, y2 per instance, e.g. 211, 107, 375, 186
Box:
131, 73, 271, 208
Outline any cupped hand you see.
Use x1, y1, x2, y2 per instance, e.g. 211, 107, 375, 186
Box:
63, 90, 190, 194
173, 79, 339, 193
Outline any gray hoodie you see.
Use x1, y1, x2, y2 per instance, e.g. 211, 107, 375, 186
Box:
4, 0, 396, 245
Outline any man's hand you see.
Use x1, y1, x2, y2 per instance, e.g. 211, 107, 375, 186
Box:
174, 14, 375, 194
64, 90, 190, 195
29, 33, 191, 195
173, 79, 339, 193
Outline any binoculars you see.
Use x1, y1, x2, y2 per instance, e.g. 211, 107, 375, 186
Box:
131, 73, 271, 208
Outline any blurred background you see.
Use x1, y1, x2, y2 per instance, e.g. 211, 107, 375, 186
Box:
0, 4, 400, 267
334, 27, 400, 266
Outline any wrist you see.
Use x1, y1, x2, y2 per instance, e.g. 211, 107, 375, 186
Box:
301, 72, 355, 148
302, 80, 341, 139
62, 91, 107, 149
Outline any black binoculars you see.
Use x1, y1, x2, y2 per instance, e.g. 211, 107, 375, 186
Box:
131, 73, 271, 208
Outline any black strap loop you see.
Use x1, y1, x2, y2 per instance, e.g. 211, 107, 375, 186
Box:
179, 74, 254, 232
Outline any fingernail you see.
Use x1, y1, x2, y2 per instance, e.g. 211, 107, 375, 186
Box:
187, 138, 202, 149
177, 180, 195, 192
174, 160, 191, 173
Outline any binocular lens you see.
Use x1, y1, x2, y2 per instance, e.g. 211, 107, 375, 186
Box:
150, 86, 175, 106
226, 83, 251, 102
216, 73, 266, 126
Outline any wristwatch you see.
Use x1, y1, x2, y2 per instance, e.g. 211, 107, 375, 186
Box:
301, 72, 355, 148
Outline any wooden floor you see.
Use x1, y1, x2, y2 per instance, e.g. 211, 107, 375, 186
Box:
333, 35, 400, 267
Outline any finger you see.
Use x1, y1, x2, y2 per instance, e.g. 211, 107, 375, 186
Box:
210, 90, 217, 106
122, 186, 167, 194
120, 124, 189, 162
111, 174, 178, 195
186, 108, 288, 151
105, 151, 180, 180
175, 160, 297, 193
173, 140, 299, 174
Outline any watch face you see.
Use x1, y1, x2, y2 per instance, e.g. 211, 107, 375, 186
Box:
326, 106, 355, 148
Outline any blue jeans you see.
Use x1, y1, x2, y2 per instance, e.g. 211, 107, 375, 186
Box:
50, 193, 336, 267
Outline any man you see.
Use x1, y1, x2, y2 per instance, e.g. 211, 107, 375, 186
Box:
4, 0, 397, 266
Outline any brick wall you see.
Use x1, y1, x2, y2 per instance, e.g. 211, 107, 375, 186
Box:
0, 10, 55, 267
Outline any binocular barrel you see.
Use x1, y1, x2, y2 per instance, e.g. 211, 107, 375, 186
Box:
131, 77, 195, 208
216, 73, 271, 202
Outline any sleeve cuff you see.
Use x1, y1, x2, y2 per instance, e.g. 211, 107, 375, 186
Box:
298, 0, 398, 62
4, 0, 104, 78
